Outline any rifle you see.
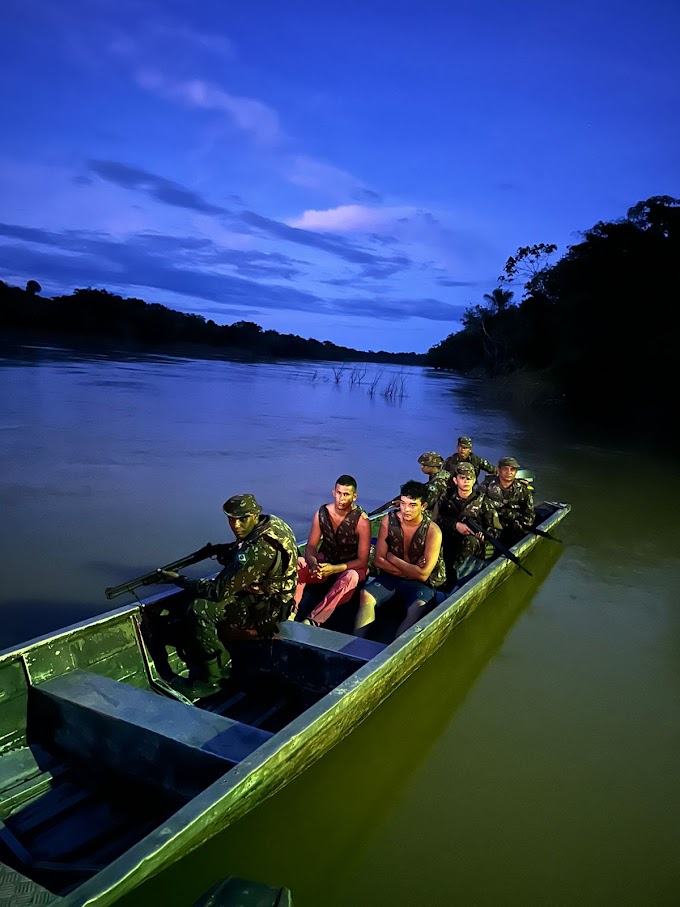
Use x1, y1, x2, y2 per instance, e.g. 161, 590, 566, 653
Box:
104, 542, 227, 600
528, 524, 562, 543
462, 517, 533, 577
366, 497, 399, 518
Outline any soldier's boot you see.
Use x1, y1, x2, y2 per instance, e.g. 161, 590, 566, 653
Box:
172, 656, 229, 700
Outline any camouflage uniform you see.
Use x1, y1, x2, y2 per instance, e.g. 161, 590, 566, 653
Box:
417, 452, 451, 509
424, 467, 451, 509
483, 474, 534, 546
437, 486, 502, 572
444, 451, 496, 482
178, 512, 298, 658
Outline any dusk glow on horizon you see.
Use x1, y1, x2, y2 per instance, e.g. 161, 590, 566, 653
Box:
1, 0, 678, 353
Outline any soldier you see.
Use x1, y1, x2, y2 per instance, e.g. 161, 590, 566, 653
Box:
417, 451, 451, 510
355, 480, 445, 640
436, 461, 503, 590
292, 474, 370, 627
444, 435, 496, 482
159, 494, 298, 697
483, 456, 535, 546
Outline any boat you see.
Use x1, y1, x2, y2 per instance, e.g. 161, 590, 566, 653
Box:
0, 500, 570, 906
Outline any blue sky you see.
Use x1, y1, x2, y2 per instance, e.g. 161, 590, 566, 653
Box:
1, 0, 678, 353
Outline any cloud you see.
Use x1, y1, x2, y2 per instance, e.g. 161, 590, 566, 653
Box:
135, 69, 282, 144
86, 160, 228, 215
0, 222, 462, 326
284, 154, 379, 202
240, 210, 413, 273
288, 204, 418, 233
435, 277, 479, 287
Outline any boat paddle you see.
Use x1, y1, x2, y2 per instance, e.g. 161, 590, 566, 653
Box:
462, 517, 533, 576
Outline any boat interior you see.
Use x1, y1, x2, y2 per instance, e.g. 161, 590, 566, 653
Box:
0, 608, 384, 897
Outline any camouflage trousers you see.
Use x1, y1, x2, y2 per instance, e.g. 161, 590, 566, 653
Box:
191, 593, 288, 658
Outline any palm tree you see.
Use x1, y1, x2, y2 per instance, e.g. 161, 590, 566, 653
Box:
482, 287, 514, 312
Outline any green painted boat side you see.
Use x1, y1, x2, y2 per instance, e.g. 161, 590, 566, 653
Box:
0, 501, 571, 906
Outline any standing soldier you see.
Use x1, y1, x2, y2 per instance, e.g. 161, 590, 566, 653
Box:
444, 435, 496, 482
159, 493, 298, 698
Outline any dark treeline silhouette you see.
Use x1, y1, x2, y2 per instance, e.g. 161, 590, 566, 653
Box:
426, 195, 677, 423
0, 283, 424, 366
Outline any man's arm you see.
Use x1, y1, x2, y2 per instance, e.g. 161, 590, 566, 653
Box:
303, 511, 322, 570
385, 522, 443, 583
161, 541, 278, 602
373, 516, 404, 576
517, 485, 535, 530
478, 455, 497, 475
314, 511, 371, 579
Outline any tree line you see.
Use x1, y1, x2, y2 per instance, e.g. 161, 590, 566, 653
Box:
425, 195, 677, 423
0, 282, 423, 366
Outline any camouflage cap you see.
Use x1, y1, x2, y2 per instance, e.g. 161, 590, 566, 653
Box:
418, 451, 444, 467
455, 461, 476, 479
222, 493, 262, 518
498, 456, 521, 469
457, 436, 473, 448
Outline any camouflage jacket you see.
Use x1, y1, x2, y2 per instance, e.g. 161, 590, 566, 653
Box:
183, 514, 299, 609
424, 468, 451, 509
444, 451, 496, 481
482, 476, 534, 532
437, 487, 502, 560
385, 511, 446, 588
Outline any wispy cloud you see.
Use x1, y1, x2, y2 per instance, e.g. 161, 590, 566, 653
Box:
288, 204, 418, 233
86, 160, 228, 214
135, 69, 283, 144
0, 222, 459, 326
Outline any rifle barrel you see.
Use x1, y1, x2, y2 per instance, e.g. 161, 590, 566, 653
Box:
463, 518, 533, 577
104, 543, 219, 600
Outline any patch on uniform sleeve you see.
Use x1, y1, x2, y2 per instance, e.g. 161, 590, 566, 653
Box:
237, 552, 248, 564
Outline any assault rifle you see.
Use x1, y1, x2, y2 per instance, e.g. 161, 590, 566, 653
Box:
104, 542, 229, 600
461, 517, 533, 577
366, 497, 400, 518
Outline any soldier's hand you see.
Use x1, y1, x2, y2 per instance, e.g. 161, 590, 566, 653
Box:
157, 569, 180, 583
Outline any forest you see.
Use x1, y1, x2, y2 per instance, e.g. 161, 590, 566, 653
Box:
0, 282, 423, 367
425, 195, 677, 422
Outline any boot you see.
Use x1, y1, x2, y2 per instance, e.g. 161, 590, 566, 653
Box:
172, 656, 228, 700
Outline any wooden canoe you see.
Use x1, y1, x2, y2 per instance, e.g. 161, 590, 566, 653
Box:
0, 500, 570, 906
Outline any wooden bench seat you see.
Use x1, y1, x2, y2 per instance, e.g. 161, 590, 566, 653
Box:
28, 671, 272, 801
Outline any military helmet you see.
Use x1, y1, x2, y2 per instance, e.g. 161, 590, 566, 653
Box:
457, 436, 473, 448
222, 493, 262, 518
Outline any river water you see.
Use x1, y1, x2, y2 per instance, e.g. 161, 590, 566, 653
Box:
1, 345, 678, 906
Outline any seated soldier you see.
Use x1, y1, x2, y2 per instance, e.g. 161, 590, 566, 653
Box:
444, 435, 496, 482
292, 474, 370, 627
159, 494, 298, 697
354, 480, 445, 640
436, 461, 503, 590
417, 451, 451, 510
483, 456, 535, 546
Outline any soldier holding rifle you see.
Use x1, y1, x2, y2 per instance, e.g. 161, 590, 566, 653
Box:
158, 494, 298, 698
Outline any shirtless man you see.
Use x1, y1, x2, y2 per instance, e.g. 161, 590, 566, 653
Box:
292, 474, 370, 627
354, 480, 445, 640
